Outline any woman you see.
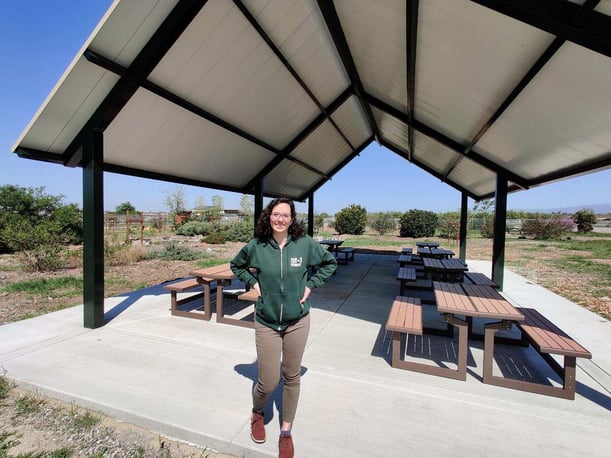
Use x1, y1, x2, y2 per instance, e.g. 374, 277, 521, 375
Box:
230, 197, 337, 458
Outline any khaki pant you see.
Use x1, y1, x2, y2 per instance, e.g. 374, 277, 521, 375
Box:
253, 313, 311, 424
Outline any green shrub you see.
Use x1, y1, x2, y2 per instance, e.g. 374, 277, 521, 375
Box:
152, 241, 199, 261
176, 221, 214, 237
334, 204, 367, 235
522, 217, 574, 239
369, 212, 396, 235
573, 209, 597, 233
202, 232, 225, 244
399, 209, 437, 237
479, 217, 494, 239
220, 218, 254, 242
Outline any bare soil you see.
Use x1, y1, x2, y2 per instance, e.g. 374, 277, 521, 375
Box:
0, 233, 608, 456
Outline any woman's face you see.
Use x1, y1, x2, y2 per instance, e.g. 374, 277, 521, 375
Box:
269, 202, 292, 235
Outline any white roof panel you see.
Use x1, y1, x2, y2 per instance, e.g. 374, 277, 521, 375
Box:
12, 0, 611, 202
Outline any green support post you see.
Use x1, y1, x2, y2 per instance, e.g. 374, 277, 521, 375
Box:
492, 173, 508, 291
82, 130, 105, 328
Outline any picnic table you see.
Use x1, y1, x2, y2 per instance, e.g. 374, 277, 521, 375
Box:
319, 239, 344, 257
415, 241, 439, 248
431, 281, 525, 380
422, 257, 467, 281
188, 263, 235, 321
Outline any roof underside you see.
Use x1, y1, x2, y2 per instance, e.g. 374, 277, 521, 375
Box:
12, 0, 611, 202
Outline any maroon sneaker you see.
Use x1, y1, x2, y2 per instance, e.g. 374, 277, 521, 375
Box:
278, 433, 294, 458
250, 411, 266, 443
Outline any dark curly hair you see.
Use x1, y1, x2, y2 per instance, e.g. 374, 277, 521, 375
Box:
255, 197, 305, 240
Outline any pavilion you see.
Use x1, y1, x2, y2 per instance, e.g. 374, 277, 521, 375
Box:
12, 0, 611, 327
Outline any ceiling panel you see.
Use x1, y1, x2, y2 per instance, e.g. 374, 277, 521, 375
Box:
335, 0, 407, 112
149, 0, 320, 149
477, 42, 611, 179
243, 0, 350, 107
416, 0, 554, 142
290, 119, 352, 174
105, 89, 275, 187
264, 159, 322, 198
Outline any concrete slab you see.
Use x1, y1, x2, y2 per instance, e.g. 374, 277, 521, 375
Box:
1, 253, 609, 457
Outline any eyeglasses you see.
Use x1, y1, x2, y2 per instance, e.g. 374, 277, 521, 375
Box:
271, 212, 292, 220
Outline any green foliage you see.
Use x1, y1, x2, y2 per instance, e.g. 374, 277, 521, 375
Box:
3, 276, 82, 294
0, 185, 83, 256
115, 201, 137, 214
334, 204, 367, 235
313, 214, 324, 233
0, 431, 20, 456
176, 221, 214, 236
152, 242, 199, 261
220, 218, 254, 242
399, 209, 437, 238
573, 209, 597, 233
0, 374, 12, 400
522, 217, 574, 239
369, 212, 396, 235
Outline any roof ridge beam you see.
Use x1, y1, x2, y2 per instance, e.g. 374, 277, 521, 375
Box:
367, 94, 529, 188
470, 0, 611, 58
316, 0, 381, 142
233, 0, 356, 152
63, 0, 207, 167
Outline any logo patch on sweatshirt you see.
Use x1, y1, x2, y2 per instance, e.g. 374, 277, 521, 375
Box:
290, 257, 303, 268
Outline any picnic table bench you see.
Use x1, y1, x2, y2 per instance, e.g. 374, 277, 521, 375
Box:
483, 306, 592, 399
164, 277, 209, 320
463, 271, 499, 288
337, 247, 355, 264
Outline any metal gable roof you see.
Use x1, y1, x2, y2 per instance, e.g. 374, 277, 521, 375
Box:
12, 0, 611, 203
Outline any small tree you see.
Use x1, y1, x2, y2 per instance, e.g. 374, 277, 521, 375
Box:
334, 204, 367, 235
522, 217, 574, 239
473, 199, 495, 239
165, 186, 187, 228
399, 209, 438, 238
573, 209, 597, 233
115, 201, 136, 214
369, 212, 396, 235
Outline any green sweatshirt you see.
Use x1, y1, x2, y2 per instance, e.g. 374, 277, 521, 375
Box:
230, 235, 337, 331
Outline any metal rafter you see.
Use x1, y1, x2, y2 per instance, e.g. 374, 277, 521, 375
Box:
405, 0, 419, 159
470, 0, 611, 58
366, 93, 529, 188
443, 0, 602, 178
82, 49, 329, 179
316, 0, 381, 142
63, 0, 208, 166
233, 0, 356, 152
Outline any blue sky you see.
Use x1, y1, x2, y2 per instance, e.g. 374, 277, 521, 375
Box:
2, 1, 609, 215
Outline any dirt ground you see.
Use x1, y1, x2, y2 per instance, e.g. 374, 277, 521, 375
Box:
0, 234, 608, 456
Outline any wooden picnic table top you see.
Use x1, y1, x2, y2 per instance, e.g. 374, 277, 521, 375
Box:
397, 267, 417, 281
440, 258, 468, 271
190, 263, 235, 281
433, 281, 524, 321
416, 241, 439, 248
422, 257, 444, 270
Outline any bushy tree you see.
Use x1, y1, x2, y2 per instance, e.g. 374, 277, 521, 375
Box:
399, 209, 437, 238
115, 201, 137, 215
522, 217, 574, 239
0, 185, 83, 271
334, 204, 367, 235
573, 209, 597, 233
473, 199, 495, 239
369, 212, 396, 235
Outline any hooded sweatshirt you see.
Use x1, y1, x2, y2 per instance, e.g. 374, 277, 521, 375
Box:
230, 235, 337, 331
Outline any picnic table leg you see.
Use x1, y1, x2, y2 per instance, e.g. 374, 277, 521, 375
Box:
444, 314, 468, 381
195, 280, 213, 321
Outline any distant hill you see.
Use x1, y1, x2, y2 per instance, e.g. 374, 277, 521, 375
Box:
514, 203, 611, 214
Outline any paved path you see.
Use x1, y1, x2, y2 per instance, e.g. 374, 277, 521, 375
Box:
1, 254, 609, 457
